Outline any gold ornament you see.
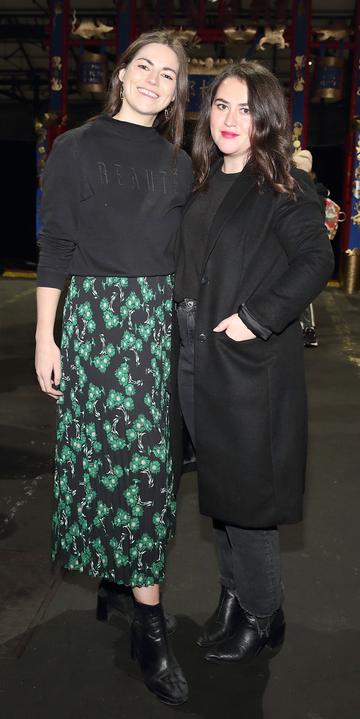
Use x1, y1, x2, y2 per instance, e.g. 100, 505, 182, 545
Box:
313, 26, 351, 42
223, 26, 258, 43
257, 26, 289, 51
294, 55, 305, 92
292, 121, 303, 150
188, 58, 233, 76
71, 10, 114, 40
351, 201, 360, 227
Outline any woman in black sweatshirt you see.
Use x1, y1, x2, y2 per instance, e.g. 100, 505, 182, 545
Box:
35, 31, 192, 706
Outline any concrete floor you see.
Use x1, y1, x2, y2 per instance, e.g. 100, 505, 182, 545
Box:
0, 279, 359, 719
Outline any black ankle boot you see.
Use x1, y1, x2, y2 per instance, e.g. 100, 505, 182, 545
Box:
131, 601, 188, 705
205, 606, 285, 663
197, 585, 243, 647
96, 580, 133, 623
96, 579, 177, 634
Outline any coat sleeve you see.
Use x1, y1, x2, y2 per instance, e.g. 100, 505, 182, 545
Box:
37, 132, 81, 290
179, 148, 193, 195
239, 171, 335, 338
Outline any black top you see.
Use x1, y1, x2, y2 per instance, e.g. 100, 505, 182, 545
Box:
37, 115, 193, 289
174, 166, 244, 302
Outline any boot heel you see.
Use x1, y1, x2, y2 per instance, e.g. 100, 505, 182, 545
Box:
96, 593, 109, 622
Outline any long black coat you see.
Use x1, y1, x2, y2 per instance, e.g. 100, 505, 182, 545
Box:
179, 167, 334, 527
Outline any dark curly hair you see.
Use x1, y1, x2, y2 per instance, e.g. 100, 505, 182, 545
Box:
192, 60, 296, 197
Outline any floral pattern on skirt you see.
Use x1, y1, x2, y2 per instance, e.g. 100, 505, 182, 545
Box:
52, 274, 175, 587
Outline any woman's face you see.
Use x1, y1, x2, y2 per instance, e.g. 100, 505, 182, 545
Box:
210, 78, 252, 167
119, 43, 179, 123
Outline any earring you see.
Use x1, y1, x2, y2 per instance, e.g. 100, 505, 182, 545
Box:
164, 103, 173, 120
120, 82, 124, 100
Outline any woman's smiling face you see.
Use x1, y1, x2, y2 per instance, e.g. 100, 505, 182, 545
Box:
210, 77, 253, 169
118, 42, 179, 124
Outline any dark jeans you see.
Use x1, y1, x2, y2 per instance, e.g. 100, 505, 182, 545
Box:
176, 300, 282, 617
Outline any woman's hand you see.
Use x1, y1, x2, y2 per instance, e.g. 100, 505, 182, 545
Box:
35, 337, 62, 399
213, 314, 256, 342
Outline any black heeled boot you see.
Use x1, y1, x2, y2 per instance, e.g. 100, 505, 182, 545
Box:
96, 579, 133, 623
205, 606, 285, 663
131, 600, 189, 706
96, 579, 177, 634
196, 585, 243, 647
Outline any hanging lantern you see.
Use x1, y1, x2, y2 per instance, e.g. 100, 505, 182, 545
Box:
312, 56, 344, 102
79, 51, 107, 94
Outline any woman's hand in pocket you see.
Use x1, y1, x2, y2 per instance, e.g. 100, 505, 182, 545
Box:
213, 314, 256, 342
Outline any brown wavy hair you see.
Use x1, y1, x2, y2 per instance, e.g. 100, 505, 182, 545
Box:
102, 30, 188, 150
192, 60, 296, 196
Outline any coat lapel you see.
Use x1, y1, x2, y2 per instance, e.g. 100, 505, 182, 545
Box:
200, 168, 257, 273
181, 158, 222, 218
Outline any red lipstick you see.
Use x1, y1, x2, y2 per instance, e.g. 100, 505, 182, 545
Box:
220, 131, 239, 139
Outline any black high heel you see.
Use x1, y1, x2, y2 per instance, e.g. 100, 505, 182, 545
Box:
96, 579, 177, 634
131, 600, 188, 705
96, 580, 134, 624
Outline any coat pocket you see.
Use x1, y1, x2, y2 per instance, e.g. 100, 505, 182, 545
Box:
213, 330, 275, 366
222, 331, 258, 346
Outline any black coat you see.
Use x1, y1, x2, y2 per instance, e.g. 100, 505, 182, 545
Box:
179, 167, 334, 527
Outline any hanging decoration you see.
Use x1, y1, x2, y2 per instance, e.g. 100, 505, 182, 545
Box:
289, 0, 311, 150
293, 54, 305, 92
79, 51, 107, 94
350, 118, 360, 244
312, 54, 344, 102
49, 2, 67, 116
51, 55, 63, 93
71, 10, 114, 40
291, 120, 303, 152
223, 27, 258, 43
256, 26, 289, 51
47, 1, 68, 150
313, 25, 351, 43
70, 12, 111, 95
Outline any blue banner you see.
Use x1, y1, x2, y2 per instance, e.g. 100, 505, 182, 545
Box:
290, 0, 310, 150
187, 74, 216, 116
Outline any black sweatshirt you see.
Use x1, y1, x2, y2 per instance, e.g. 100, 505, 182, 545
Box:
37, 115, 193, 289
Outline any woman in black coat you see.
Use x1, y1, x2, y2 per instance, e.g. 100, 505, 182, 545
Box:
175, 61, 334, 663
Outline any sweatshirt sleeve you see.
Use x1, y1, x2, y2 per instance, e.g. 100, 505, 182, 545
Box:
239, 171, 335, 338
37, 132, 81, 289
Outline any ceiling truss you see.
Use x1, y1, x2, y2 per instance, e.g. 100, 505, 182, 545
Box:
0, 5, 356, 107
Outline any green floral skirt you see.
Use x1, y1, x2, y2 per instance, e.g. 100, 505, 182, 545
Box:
52, 274, 176, 587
